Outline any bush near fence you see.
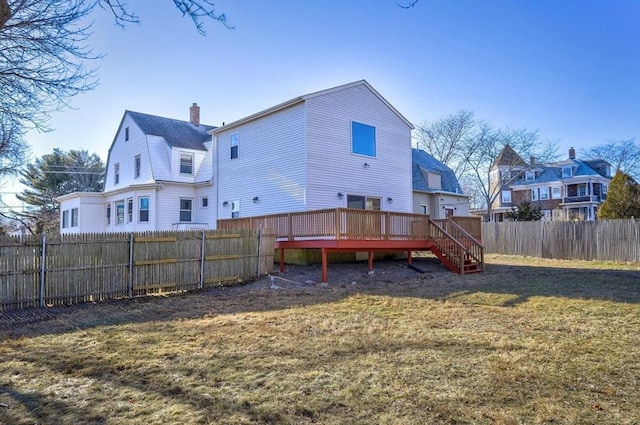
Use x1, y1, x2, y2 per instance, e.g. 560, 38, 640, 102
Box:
481, 219, 640, 263
0, 229, 275, 312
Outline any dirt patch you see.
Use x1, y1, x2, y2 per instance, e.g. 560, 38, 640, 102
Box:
0, 256, 450, 339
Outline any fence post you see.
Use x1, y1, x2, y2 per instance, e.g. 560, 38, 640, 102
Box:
256, 227, 262, 277
39, 233, 47, 307
128, 233, 134, 298
199, 230, 206, 289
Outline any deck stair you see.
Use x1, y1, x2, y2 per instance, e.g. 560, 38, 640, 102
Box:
429, 219, 484, 274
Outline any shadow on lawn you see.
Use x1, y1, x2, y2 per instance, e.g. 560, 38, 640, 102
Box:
1, 258, 638, 339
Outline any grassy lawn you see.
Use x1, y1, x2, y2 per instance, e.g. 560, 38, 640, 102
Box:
1, 254, 639, 424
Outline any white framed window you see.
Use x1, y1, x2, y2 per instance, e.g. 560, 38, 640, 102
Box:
351, 121, 376, 157
62, 210, 69, 229
578, 185, 587, 197
70, 208, 79, 227
540, 187, 549, 200
114, 163, 120, 185
134, 155, 141, 178
552, 187, 561, 199
139, 197, 149, 222
106, 204, 111, 225
179, 198, 192, 222
562, 166, 572, 178
346, 195, 381, 210
541, 210, 551, 221
201, 197, 208, 208
501, 190, 511, 204
525, 171, 535, 182
531, 188, 538, 201
125, 127, 129, 141
419, 204, 428, 215
603, 184, 608, 194
180, 153, 194, 174
231, 199, 240, 218
127, 198, 133, 223
115, 200, 125, 225
230, 133, 239, 159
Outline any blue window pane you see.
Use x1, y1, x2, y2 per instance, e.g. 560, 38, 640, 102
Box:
352, 122, 376, 157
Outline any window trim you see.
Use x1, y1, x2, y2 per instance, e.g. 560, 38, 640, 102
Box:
139, 197, 149, 222
562, 166, 572, 178
106, 204, 111, 225
419, 204, 428, 215
179, 198, 193, 222
540, 187, 549, 200
134, 154, 141, 179
531, 188, 539, 201
114, 163, 120, 185
115, 200, 125, 225
201, 197, 208, 208
525, 171, 535, 182
551, 187, 562, 199
230, 133, 239, 159
180, 152, 194, 175
127, 198, 133, 223
501, 190, 512, 204
231, 199, 240, 218
62, 210, 69, 229
70, 208, 79, 227
351, 121, 376, 157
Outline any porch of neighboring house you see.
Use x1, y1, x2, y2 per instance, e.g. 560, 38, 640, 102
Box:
217, 208, 484, 282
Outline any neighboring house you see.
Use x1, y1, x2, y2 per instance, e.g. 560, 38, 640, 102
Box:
412, 148, 470, 219
58, 103, 216, 233
58, 80, 415, 233
478, 146, 611, 222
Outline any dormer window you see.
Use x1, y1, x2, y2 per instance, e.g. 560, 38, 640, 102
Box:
525, 171, 535, 182
180, 153, 193, 174
562, 166, 572, 178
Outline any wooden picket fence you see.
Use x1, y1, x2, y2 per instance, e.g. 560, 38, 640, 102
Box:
0, 229, 275, 312
482, 219, 640, 263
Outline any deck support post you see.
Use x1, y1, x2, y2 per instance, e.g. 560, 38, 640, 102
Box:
368, 251, 374, 272
321, 248, 328, 283
279, 248, 285, 273
407, 251, 412, 265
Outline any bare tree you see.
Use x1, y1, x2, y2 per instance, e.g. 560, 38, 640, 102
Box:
464, 126, 558, 221
413, 110, 476, 176
0, 0, 230, 179
580, 138, 639, 181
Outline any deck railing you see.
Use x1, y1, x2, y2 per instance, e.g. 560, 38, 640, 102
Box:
217, 208, 434, 241
432, 218, 484, 272
218, 208, 482, 242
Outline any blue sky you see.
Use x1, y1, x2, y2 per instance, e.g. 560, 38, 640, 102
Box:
23, 0, 640, 163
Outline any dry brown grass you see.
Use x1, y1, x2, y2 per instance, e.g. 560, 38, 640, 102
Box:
1, 254, 639, 424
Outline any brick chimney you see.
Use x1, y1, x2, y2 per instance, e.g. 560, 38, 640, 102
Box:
189, 102, 200, 126
569, 147, 575, 160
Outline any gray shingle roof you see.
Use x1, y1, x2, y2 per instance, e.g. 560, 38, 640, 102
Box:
127, 111, 215, 151
412, 148, 463, 194
510, 158, 610, 187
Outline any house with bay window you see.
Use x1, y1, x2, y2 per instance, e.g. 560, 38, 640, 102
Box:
58, 80, 422, 233
485, 146, 611, 221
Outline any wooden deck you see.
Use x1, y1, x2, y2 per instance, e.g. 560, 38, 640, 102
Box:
218, 208, 484, 282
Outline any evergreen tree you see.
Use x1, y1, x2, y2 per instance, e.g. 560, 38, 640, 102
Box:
598, 170, 640, 219
505, 201, 544, 221
10, 149, 104, 234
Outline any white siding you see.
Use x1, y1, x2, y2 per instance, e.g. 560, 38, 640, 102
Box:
305, 84, 413, 212
59, 195, 104, 234
104, 114, 152, 191
215, 103, 306, 219
412, 192, 434, 217
103, 188, 158, 233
